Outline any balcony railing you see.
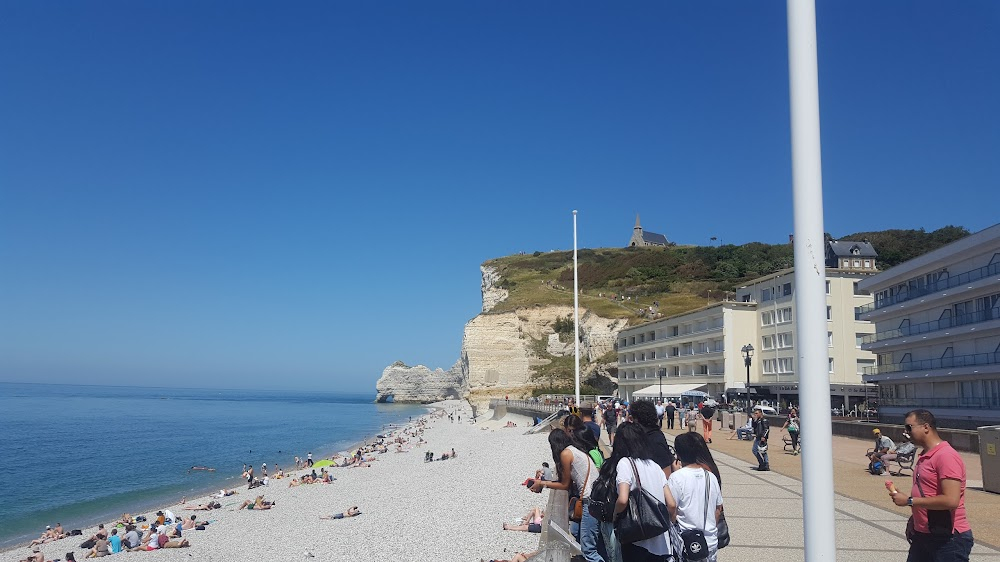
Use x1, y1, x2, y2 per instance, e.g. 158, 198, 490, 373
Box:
863, 351, 1000, 376
878, 397, 1000, 409
860, 261, 1000, 314
862, 307, 1000, 344
619, 323, 724, 348
621, 348, 724, 365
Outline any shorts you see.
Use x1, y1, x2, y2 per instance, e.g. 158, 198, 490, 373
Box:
528, 523, 542, 533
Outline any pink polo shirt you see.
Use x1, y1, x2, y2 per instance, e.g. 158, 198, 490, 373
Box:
910, 441, 970, 534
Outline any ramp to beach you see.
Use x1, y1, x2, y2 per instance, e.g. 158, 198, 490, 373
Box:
490, 403, 507, 420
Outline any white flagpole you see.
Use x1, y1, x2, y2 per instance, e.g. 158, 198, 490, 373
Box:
787, 0, 837, 560
573, 210, 581, 406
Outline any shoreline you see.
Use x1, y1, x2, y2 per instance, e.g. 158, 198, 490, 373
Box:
1, 407, 431, 553
2, 401, 547, 562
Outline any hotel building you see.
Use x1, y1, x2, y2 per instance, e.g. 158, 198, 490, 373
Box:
858, 223, 1000, 428
617, 240, 879, 408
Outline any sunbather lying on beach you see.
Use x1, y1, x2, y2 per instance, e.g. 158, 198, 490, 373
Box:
502, 507, 544, 533
181, 515, 209, 530
487, 551, 537, 562
211, 489, 237, 498
319, 506, 361, 520
19, 545, 45, 562
237, 495, 274, 510
182, 501, 221, 510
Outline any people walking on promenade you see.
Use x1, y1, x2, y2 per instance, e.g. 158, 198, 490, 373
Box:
751, 407, 770, 471
780, 407, 800, 455
664, 402, 676, 430
887, 409, 974, 561
612, 422, 672, 562
700, 402, 715, 444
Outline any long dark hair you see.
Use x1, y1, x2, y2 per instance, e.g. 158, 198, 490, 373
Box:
571, 426, 598, 454
673, 432, 722, 489
563, 414, 585, 432
548, 428, 574, 480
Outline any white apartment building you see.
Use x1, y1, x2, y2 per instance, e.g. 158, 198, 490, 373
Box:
858, 223, 1000, 428
616, 301, 757, 402
734, 266, 879, 410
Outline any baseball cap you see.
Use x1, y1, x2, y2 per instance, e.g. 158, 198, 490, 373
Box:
873, 428, 881, 434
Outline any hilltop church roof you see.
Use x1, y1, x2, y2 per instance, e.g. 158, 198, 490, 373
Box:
641, 231, 669, 245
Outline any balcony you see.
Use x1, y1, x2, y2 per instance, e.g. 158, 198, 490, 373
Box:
862, 307, 1000, 345
859, 261, 1000, 314
863, 351, 1000, 376
878, 397, 1000, 409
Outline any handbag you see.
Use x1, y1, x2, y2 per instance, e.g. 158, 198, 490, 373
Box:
569, 455, 591, 523
588, 467, 618, 522
906, 466, 953, 540
678, 470, 713, 561
614, 458, 671, 544
716, 507, 730, 549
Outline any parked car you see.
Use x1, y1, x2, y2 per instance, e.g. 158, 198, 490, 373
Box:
752, 405, 778, 416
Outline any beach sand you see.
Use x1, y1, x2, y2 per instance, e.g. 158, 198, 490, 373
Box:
4, 400, 549, 562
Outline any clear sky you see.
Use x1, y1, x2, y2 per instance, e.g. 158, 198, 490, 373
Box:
1, 1, 997, 393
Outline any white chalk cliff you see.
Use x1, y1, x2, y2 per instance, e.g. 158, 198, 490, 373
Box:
375, 361, 467, 403
375, 265, 626, 402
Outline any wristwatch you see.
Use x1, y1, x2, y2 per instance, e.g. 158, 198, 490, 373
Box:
907, 497, 913, 507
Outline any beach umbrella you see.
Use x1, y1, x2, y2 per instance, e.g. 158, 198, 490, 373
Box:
312, 459, 335, 468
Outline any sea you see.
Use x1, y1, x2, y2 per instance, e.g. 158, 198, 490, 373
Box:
0, 382, 428, 549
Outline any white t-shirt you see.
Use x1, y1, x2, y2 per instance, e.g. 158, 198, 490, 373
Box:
568, 446, 597, 498
616, 457, 671, 556
668, 466, 723, 551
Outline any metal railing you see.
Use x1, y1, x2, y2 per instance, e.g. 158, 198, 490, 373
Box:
489, 398, 564, 413
860, 261, 1000, 314
862, 307, 1000, 344
621, 348, 725, 365
878, 397, 1000, 409
863, 351, 1000, 375
619, 323, 724, 348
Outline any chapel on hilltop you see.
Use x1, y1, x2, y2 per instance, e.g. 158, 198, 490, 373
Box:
628, 215, 669, 248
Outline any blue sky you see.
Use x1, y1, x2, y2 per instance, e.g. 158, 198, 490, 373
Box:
1, 1, 997, 393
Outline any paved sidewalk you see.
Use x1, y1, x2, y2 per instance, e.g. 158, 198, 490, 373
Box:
595, 420, 1000, 560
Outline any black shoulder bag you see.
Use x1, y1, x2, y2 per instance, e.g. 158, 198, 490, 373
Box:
588, 464, 618, 522
614, 458, 671, 544
905, 462, 954, 542
678, 470, 711, 561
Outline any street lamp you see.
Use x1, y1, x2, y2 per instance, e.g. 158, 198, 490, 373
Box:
658, 368, 666, 402
741, 343, 754, 411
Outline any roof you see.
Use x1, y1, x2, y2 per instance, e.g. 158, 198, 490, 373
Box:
828, 240, 878, 258
642, 231, 669, 245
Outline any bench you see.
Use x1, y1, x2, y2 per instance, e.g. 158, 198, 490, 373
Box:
889, 450, 916, 477
534, 488, 583, 562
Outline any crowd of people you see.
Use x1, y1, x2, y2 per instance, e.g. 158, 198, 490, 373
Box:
494, 400, 727, 562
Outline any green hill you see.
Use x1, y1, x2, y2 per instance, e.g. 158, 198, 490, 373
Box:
485, 225, 970, 324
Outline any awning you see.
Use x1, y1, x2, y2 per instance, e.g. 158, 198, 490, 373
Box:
632, 382, 706, 398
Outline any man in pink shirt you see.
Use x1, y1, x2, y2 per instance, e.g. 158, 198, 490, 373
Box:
888, 409, 974, 561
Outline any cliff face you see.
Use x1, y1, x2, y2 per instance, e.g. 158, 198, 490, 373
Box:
374, 360, 467, 403
375, 266, 626, 402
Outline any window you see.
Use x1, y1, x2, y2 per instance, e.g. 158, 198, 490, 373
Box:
671, 347, 679, 357
826, 280, 831, 294
783, 282, 792, 296
853, 259, 861, 267
640, 353, 646, 361
762, 335, 774, 350
777, 307, 792, 323
671, 326, 679, 336
778, 358, 793, 373
857, 359, 875, 375
777, 332, 793, 349
761, 287, 773, 302
630, 336, 636, 345
863, 260, 871, 268
827, 306, 833, 321
698, 365, 708, 375
855, 307, 863, 321
828, 332, 833, 347
761, 311, 774, 326
828, 357, 835, 373
763, 359, 776, 374
672, 366, 680, 376
855, 333, 865, 348
640, 334, 645, 343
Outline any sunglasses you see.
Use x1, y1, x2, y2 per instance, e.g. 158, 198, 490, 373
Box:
904, 422, 927, 433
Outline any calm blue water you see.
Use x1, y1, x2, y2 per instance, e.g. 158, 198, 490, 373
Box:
0, 383, 426, 548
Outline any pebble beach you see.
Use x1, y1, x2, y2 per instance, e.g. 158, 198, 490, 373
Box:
4, 401, 548, 562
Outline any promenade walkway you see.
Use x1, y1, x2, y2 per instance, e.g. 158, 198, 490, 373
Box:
655, 423, 1000, 560
589, 418, 998, 560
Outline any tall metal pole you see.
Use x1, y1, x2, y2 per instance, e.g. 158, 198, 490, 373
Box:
573, 210, 581, 406
787, 1, 837, 559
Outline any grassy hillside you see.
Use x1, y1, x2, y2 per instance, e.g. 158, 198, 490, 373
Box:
485, 225, 970, 325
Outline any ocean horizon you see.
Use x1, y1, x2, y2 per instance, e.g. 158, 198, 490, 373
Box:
0, 382, 427, 549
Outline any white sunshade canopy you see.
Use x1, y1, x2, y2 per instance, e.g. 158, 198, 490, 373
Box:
632, 382, 707, 398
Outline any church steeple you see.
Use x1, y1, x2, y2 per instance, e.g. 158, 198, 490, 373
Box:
634, 214, 642, 231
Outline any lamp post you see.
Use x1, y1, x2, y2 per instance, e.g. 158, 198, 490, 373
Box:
658, 368, 666, 402
741, 343, 754, 412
